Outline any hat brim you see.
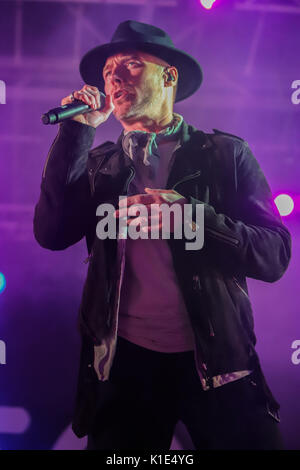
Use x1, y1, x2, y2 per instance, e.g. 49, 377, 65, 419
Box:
79, 41, 203, 103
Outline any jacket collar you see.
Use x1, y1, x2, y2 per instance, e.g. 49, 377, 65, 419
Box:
114, 120, 212, 150
89, 120, 212, 157
88, 120, 213, 187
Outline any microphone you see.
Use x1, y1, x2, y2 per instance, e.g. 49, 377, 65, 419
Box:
41, 91, 106, 125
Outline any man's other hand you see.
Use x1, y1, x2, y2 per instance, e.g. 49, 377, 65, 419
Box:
113, 188, 188, 236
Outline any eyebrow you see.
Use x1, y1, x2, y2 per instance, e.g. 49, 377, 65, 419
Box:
103, 55, 142, 75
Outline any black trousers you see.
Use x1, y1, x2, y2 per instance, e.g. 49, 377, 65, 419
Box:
87, 335, 284, 450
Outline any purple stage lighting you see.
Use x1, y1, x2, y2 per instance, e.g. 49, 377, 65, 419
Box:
0, 273, 6, 294
274, 194, 295, 217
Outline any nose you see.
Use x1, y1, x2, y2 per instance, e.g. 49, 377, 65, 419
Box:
111, 74, 122, 87
110, 64, 124, 87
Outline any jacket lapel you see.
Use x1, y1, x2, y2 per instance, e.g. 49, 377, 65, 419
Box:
88, 121, 214, 202
166, 122, 213, 198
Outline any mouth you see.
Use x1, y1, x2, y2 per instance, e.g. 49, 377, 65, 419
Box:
113, 89, 130, 102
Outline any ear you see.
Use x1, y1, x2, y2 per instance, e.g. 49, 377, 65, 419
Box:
163, 66, 178, 87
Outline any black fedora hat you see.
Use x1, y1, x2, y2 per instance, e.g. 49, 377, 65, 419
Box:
79, 20, 203, 103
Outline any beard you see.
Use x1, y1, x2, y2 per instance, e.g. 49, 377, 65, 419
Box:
114, 76, 163, 122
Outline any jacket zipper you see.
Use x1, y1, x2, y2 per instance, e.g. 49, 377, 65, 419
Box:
192, 273, 202, 291
106, 283, 114, 328
90, 154, 110, 195
172, 171, 239, 248
192, 274, 214, 387
123, 166, 136, 194
208, 318, 215, 337
171, 170, 202, 192
193, 274, 215, 338
194, 338, 212, 389
106, 166, 136, 329
206, 227, 239, 246
233, 276, 249, 299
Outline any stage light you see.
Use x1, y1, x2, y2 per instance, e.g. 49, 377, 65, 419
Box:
274, 194, 294, 217
199, 0, 216, 10
0, 407, 31, 433
0, 273, 6, 294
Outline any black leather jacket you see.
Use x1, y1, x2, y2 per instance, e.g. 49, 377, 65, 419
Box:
33, 119, 291, 438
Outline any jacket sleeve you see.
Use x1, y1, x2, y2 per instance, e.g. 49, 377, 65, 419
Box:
189, 139, 292, 282
33, 120, 97, 250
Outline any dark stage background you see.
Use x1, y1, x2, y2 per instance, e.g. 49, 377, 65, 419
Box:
0, 0, 299, 450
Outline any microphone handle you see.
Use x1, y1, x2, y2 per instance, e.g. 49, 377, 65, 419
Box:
41, 92, 106, 125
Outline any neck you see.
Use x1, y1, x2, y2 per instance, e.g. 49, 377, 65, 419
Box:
120, 110, 174, 134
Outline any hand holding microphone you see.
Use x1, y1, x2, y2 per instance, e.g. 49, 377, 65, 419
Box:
42, 85, 114, 128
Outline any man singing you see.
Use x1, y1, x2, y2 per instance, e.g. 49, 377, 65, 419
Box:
34, 20, 291, 449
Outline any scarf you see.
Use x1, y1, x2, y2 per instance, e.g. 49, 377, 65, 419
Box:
121, 113, 183, 180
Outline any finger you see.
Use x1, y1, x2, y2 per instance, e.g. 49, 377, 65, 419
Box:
61, 95, 74, 106
141, 222, 161, 233
136, 214, 160, 228
76, 90, 97, 109
118, 194, 157, 207
126, 216, 148, 227
115, 202, 162, 219
73, 90, 92, 107
82, 90, 97, 109
114, 208, 130, 218
85, 87, 100, 108
114, 204, 146, 218
84, 86, 102, 109
145, 187, 187, 204
83, 85, 99, 95
145, 187, 174, 193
